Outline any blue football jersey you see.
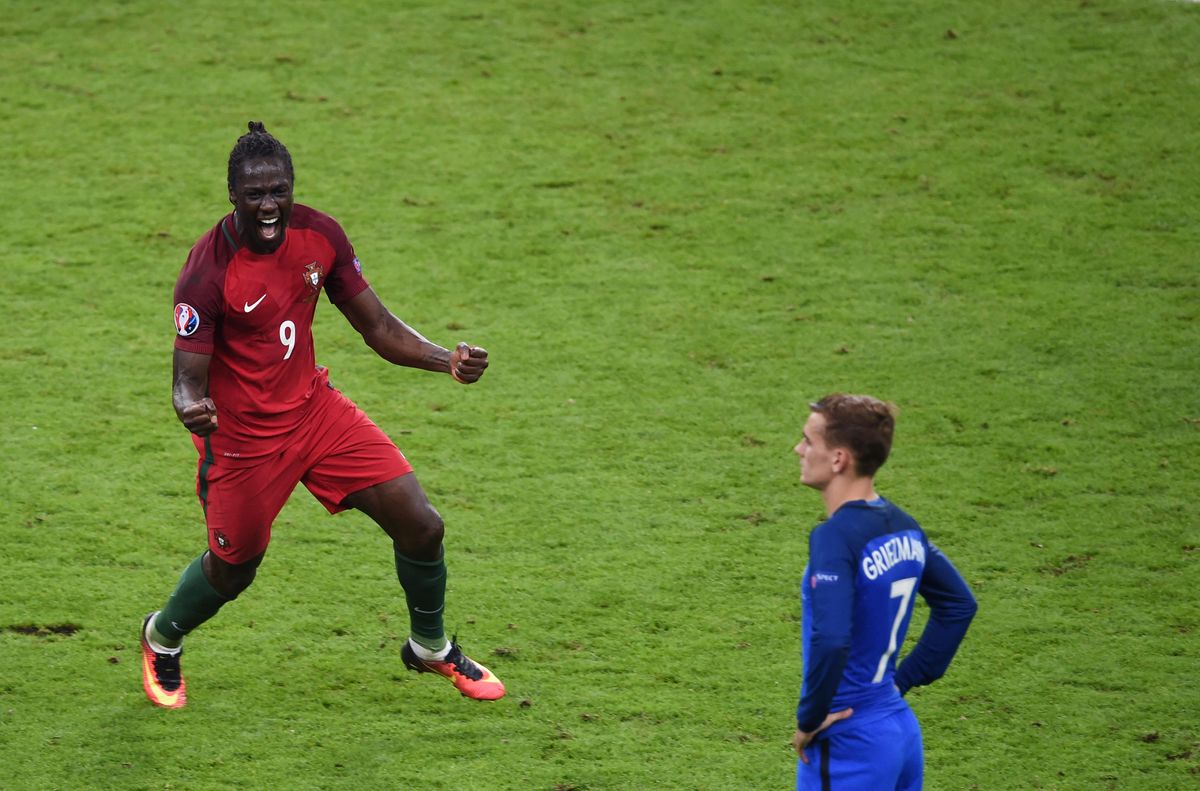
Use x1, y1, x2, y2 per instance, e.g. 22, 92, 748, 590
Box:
797, 498, 975, 733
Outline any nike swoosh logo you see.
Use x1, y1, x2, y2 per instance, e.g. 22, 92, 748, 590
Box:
243, 294, 267, 312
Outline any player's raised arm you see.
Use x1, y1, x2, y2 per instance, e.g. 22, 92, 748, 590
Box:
173, 348, 218, 436
336, 287, 489, 383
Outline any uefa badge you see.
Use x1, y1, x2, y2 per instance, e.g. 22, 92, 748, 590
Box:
301, 261, 324, 303
174, 303, 200, 337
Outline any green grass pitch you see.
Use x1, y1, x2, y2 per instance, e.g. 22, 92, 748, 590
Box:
1, 1, 1197, 788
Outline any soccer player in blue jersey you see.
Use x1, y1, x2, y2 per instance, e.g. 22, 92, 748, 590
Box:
791, 394, 977, 790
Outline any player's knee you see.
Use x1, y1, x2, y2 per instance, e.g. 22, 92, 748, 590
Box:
411, 506, 444, 551
388, 505, 443, 558
222, 565, 257, 598
205, 552, 262, 599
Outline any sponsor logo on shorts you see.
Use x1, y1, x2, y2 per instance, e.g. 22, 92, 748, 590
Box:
174, 303, 200, 336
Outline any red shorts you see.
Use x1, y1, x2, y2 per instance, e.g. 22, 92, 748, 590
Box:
195, 381, 412, 563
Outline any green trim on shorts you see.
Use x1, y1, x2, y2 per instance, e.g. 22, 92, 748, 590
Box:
198, 437, 214, 511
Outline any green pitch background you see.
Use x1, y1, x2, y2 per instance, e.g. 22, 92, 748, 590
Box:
1, 1, 1197, 788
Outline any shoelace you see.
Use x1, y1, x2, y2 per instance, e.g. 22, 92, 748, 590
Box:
154, 652, 182, 687
445, 644, 484, 681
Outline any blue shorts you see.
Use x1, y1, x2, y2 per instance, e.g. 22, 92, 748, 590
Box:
797, 706, 923, 791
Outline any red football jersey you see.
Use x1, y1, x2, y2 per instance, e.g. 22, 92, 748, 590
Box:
173, 204, 370, 463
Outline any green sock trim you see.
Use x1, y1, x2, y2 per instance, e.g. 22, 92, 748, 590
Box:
394, 547, 447, 650
155, 553, 231, 642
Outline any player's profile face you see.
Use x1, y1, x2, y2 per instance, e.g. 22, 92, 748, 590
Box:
230, 156, 294, 254
796, 412, 833, 489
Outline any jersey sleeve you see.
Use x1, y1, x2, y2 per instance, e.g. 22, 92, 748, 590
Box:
315, 213, 371, 306
796, 522, 857, 732
173, 236, 225, 355
894, 541, 977, 695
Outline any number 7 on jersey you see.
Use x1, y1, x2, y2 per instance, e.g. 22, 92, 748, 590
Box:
872, 576, 917, 683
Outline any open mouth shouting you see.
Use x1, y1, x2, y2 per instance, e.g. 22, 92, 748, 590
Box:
259, 216, 282, 242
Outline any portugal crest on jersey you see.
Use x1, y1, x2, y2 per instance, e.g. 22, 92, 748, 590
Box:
302, 262, 324, 303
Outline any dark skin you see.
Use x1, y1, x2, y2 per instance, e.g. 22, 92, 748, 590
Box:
174, 156, 489, 597
229, 158, 294, 255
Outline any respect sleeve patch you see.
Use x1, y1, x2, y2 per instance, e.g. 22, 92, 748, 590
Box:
810, 571, 840, 588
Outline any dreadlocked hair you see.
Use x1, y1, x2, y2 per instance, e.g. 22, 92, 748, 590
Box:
227, 121, 294, 192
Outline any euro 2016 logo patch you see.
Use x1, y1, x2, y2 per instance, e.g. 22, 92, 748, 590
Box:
174, 303, 200, 337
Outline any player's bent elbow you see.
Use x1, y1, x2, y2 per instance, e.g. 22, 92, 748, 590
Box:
959, 594, 979, 625
944, 590, 978, 626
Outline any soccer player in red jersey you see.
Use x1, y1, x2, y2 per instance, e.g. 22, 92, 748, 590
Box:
140, 122, 505, 708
